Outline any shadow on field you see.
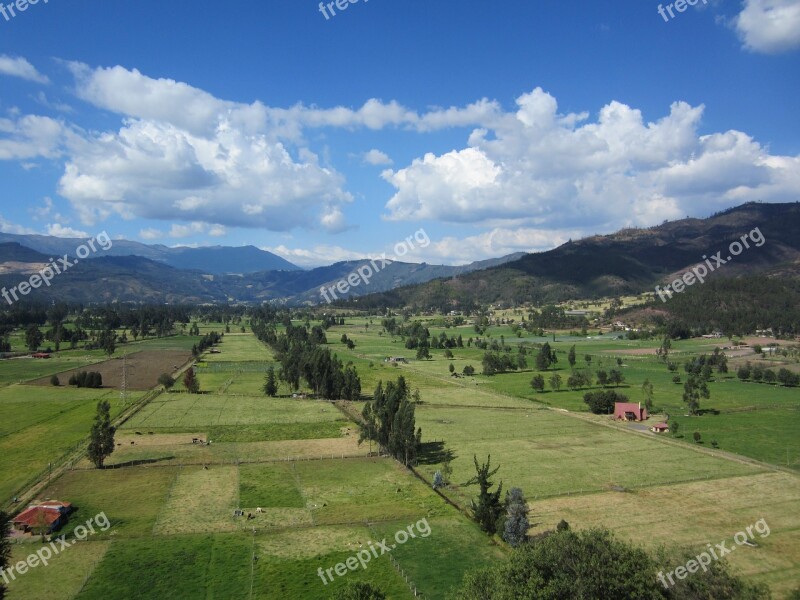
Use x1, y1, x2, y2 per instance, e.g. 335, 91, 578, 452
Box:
103, 456, 176, 469
417, 441, 456, 465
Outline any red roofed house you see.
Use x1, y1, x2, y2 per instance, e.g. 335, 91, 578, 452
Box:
12, 501, 73, 534
613, 402, 648, 422
651, 422, 670, 433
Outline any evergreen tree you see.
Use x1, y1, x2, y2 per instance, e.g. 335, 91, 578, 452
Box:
568, 344, 577, 367
464, 455, 503, 535
263, 366, 278, 397
502, 487, 530, 548
25, 324, 44, 351
88, 400, 115, 469
183, 368, 200, 394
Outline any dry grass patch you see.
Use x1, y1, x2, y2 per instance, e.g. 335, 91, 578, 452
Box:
114, 432, 208, 448
530, 472, 800, 598
242, 507, 313, 529
154, 466, 239, 535
257, 524, 371, 559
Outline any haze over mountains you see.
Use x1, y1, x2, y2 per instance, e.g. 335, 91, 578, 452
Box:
0, 202, 797, 306
0, 233, 301, 274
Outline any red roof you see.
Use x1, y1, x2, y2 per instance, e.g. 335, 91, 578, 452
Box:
652, 423, 669, 429
13, 506, 62, 528
615, 403, 642, 413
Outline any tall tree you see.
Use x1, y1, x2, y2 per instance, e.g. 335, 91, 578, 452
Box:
98, 328, 116, 356
183, 368, 200, 394
502, 487, 530, 548
683, 374, 709, 415
642, 378, 654, 411
567, 344, 577, 368
88, 400, 115, 468
25, 324, 44, 351
549, 373, 562, 392
535, 342, 557, 371
464, 455, 503, 535
263, 366, 278, 397
359, 377, 420, 466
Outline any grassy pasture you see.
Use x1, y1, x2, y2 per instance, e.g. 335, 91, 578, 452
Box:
122, 393, 346, 429
240, 462, 305, 509
87, 432, 366, 469
669, 407, 800, 468
530, 471, 800, 598
0, 355, 99, 387
256, 539, 412, 599
154, 465, 240, 535
370, 515, 509, 599
75, 533, 252, 600
5, 540, 111, 600
0, 386, 126, 504
36, 467, 177, 538
5, 318, 797, 599
415, 405, 764, 502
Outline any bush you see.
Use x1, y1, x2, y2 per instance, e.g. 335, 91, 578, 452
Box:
70, 371, 102, 388
157, 373, 175, 389
583, 390, 628, 414
50, 375, 60, 386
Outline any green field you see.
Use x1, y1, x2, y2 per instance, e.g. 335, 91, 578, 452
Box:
0, 385, 128, 504
4, 323, 799, 599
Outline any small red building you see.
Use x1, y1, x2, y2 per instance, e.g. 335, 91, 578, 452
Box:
31, 353, 51, 359
651, 422, 670, 433
613, 402, 648, 422
12, 501, 73, 534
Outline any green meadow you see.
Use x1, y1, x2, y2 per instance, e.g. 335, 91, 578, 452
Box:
3, 322, 799, 599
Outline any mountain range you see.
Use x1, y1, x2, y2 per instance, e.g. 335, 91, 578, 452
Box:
0, 202, 797, 306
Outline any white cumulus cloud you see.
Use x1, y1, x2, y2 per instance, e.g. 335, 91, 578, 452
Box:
735, 0, 800, 54
0, 55, 49, 84
382, 88, 799, 233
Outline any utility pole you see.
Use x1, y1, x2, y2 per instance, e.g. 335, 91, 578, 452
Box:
120, 353, 128, 405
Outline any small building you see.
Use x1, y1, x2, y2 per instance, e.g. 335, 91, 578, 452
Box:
12, 501, 73, 534
651, 423, 670, 433
613, 402, 648, 422
385, 357, 408, 364
31, 353, 51, 359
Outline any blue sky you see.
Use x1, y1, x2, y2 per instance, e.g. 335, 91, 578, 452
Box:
0, 0, 798, 267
